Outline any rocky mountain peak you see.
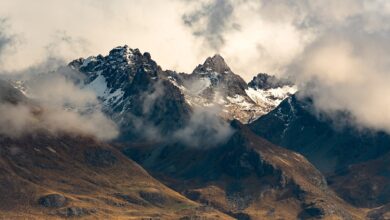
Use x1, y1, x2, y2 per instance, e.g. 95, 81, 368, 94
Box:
108, 45, 132, 57
248, 73, 293, 90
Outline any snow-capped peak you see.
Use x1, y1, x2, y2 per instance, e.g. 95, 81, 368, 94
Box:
71, 47, 297, 125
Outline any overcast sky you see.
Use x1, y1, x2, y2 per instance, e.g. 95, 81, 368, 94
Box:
1, 0, 390, 133
0, 0, 320, 80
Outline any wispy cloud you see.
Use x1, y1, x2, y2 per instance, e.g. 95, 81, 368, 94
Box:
182, 0, 238, 51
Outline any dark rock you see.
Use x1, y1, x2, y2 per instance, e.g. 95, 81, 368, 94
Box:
191, 54, 249, 98
298, 203, 325, 219
179, 216, 203, 220
248, 73, 293, 90
55, 207, 95, 217
184, 190, 201, 201
196, 54, 231, 74
228, 212, 251, 220
114, 193, 147, 206
38, 194, 67, 208
70, 46, 192, 142
139, 191, 167, 206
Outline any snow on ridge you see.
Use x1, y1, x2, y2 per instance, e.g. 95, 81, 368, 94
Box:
84, 71, 124, 107
167, 73, 296, 123
246, 85, 297, 107
10, 80, 29, 96
80, 56, 97, 68
85, 72, 108, 98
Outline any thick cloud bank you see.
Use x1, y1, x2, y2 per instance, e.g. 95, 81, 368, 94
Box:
279, 1, 390, 133
2, 1, 390, 133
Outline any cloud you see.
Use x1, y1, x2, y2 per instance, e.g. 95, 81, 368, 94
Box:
173, 105, 234, 147
0, 18, 15, 66
124, 77, 234, 147
0, 18, 118, 140
0, 0, 203, 75
0, 103, 36, 137
280, 0, 390, 133
182, 0, 238, 51
0, 61, 118, 140
0, 101, 118, 140
45, 30, 90, 59
181, 0, 390, 134
0, 0, 313, 80
1, 0, 390, 134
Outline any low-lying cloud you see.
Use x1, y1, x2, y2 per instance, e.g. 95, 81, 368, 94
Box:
290, 29, 390, 133
183, 0, 390, 134
126, 77, 234, 147
0, 102, 118, 140
0, 18, 118, 140
0, 62, 118, 140
269, 0, 390, 133
173, 105, 234, 147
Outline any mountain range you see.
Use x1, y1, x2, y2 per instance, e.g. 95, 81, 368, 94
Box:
0, 45, 388, 219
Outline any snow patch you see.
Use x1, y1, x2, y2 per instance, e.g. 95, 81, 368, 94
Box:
85, 72, 108, 98
246, 85, 297, 107
80, 56, 97, 68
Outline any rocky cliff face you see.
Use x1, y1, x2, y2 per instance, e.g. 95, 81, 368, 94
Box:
166, 55, 296, 123
249, 94, 390, 209
70, 46, 295, 126
69, 46, 192, 141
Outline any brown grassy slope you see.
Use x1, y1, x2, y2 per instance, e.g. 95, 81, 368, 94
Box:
0, 133, 231, 219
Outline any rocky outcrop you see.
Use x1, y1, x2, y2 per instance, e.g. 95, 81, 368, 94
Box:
55, 207, 95, 217
248, 73, 293, 91
38, 194, 67, 208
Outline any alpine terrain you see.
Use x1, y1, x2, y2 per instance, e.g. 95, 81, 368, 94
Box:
0, 46, 388, 219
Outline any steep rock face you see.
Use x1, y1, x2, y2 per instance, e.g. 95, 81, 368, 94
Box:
249, 94, 390, 208
191, 54, 249, 98
121, 121, 364, 219
250, 95, 390, 173
167, 57, 296, 123
69, 46, 192, 140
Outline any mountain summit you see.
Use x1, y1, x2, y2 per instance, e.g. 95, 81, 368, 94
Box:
193, 54, 232, 75
69, 46, 296, 124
